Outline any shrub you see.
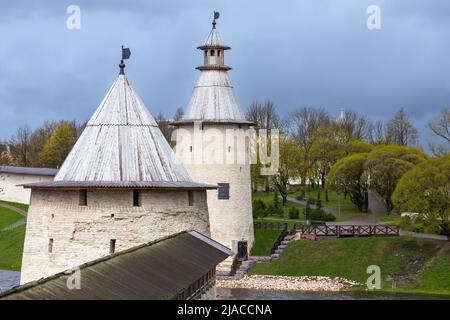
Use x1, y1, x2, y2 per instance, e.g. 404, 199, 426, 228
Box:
289, 207, 300, 220
273, 192, 280, 208
316, 199, 322, 209
267, 204, 284, 217
309, 208, 336, 222
252, 199, 267, 218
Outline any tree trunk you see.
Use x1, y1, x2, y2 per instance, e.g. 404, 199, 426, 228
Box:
325, 189, 329, 202
282, 195, 287, 206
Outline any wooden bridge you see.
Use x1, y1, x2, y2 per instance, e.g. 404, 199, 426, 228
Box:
299, 224, 399, 240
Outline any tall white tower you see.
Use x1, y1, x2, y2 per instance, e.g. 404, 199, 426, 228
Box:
173, 13, 254, 268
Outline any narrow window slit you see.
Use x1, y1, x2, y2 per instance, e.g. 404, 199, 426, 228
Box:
133, 190, 141, 207
79, 190, 87, 206
48, 239, 54, 253
188, 191, 194, 206
110, 239, 116, 254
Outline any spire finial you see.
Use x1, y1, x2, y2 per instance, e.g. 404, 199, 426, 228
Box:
212, 11, 220, 29
119, 45, 131, 75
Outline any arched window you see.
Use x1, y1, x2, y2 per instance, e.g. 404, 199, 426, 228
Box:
204, 50, 207, 57
210, 50, 215, 56
218, 50, 221, 57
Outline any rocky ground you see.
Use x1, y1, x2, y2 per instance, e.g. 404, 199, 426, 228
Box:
217, 274, 361, 292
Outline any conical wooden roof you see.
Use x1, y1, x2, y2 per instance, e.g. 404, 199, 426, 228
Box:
54, 75, 192, 183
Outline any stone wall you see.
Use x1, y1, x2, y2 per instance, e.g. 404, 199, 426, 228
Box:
0, 173, 54, 204
174, 123, 254, 254
20, 189, 210, 284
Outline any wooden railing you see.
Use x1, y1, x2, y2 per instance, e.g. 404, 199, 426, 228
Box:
254, 221, 288, 231
270, 228, 289, 254
299, 224, 399, 238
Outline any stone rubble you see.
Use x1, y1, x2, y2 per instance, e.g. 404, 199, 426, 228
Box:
216, 274, 361, 292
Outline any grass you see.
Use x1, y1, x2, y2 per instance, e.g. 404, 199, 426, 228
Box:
251, 229, 281, 256
252, 191, 345, 222
415, 246, 450, 294
0, 200, 29, 213
249, 237, 450, 295
291, 187, 364, 215
0, 202, 27, 270
0, 225, 26, 271
378, 213, 403, 224
0, 206, 24, 230
252, 191, 303, 216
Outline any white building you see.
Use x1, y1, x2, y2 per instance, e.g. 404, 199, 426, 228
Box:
20, 57, 216, 285
0, 166, 57, 204
173, 15, 254, 269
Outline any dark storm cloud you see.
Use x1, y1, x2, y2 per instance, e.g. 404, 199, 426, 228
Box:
0, 0, 448, 151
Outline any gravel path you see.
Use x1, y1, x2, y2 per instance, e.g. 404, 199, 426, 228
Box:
217, 275, 360, 292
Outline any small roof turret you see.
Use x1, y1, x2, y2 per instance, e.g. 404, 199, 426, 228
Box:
197, 11, 230, 50
173, 13, 252, 125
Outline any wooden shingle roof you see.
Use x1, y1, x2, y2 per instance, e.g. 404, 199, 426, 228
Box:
54, 75, 193, 184
0, 231, 231, 300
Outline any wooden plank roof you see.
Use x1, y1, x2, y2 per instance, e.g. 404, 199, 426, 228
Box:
54, 75, 193, 184
0, 231, 231, 300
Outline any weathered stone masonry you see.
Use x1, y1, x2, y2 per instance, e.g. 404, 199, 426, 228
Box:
21, 189, 210, 284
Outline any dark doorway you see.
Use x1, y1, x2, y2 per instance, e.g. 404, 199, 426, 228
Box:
237, 241, 248, 260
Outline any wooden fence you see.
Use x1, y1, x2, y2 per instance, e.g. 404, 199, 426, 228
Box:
254, 221, 288, 231
300, 224, 399, 238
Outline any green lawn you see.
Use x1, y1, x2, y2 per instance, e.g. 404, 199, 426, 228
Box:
378, 213, 402, 224
0, 224, 26, 271
415, 246, 450, 294
251, 229, 281, 256
252, 191, 304, 217
0, 202, 27, 270
0, 206, 24, 229
0, 200, 29, 213
249, 237, 450, 295
253, 191, 345, 222
291, 188, 364, 215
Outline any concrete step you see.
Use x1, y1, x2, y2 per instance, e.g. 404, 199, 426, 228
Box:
249, 256, 272, 262
281, 240, 290, 245
278, 244, 287, 249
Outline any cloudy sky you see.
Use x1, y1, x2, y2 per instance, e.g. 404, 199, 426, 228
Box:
0, 0, 449, 150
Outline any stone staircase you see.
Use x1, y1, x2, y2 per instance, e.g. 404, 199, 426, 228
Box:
217, 259, 255, 280
270, 232, 298, 260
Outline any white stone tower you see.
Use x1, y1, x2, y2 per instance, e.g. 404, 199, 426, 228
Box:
20, 50, 215, 284
173, 13, 254, 266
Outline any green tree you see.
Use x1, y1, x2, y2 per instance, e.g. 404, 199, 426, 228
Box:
310, 123, 346, 201
246, 100, 281, 192
392, 155, 450, 235
327, 153, 370, 212
344, 140, 374, 155
40, 122, 77, 168
271, 138, 301, 206
365, 145, 427, 212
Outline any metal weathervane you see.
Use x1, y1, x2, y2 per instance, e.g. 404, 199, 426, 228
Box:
212, 11, 220, 28
119, 45, 131, 75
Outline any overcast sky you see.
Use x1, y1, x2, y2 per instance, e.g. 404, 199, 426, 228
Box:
0, 0, 449, 151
